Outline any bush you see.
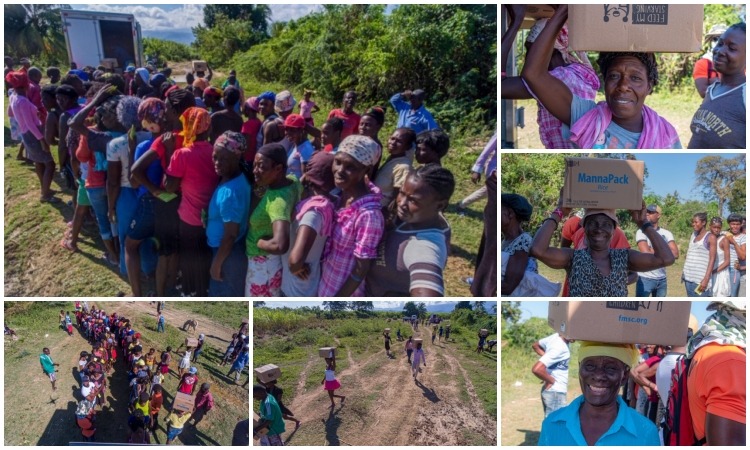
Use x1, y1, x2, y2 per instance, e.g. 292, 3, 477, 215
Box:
193, 16, 267, 67
143, 37, 197, 63
502, 317, 552, 348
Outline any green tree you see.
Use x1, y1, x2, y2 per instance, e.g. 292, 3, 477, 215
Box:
4, 4, 70, 66
144, 37, 196, 62
501, 301, 522, 324
695, 155, 746, 217
202, 4, 271, 32
455, 301, 473, 310
403, 301, 419, 317
474, 301, 486, 315
253, 301, 266, 308
417, 302, 428, 319
348, 301, 374, 311
728, 176, 746, 215
322, 301, 348, 318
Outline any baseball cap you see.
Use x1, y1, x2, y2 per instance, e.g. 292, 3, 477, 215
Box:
646, 204, 662, 214
582, 209, 618, 226
284, 113, 305, 129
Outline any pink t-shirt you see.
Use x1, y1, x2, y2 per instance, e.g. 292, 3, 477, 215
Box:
299, 100, 317, 119
241, 118, 262, 162
166, 141, 220, 226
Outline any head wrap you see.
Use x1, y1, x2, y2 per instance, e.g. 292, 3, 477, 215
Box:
180, 107, 211, 147
301, 151, 335, 192
69, 69, 89, 82
526, 19, 592, 67
149, 73, 166, 89
189, 366, 198, 374
92, 70, 104, 80
245, 96, 260, 112
98, 96, 121, 119
257, 143, 288, 168
203, 86, 223, 98
192, 77, 209, 91
214, 131, 247, 156
125, 65, 136, 73
274, 90, 296, 113
284, 113, 306, 129
164, 84, 180, 98
500, 193, 533, 221
257, 90, 276, 104
5, 71, 29, 89
137, 97, 167, 125
578, 341, 639, 368
166, 88, 196, 116
116, 96, 142, 130
135, 68, 149, 84
338, 135, 380, 168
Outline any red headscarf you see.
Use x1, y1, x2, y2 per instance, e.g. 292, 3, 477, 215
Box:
5, 71, 29, 89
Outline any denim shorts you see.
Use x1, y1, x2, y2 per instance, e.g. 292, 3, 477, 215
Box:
541, 388, 567, 417
85, 186, 114, 240
127, 194, 156, 241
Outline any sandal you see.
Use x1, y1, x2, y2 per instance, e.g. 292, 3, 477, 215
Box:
40, 196, 60, 204
60, 238, 78, 252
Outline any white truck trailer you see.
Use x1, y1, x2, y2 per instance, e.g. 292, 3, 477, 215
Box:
61, 9, 144, 71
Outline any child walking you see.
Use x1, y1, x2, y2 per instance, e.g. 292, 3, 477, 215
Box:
321, 357, 345, 408
412, 342, 426, 380
405, 337, 414, 364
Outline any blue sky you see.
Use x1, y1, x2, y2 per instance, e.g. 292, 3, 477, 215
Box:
632, 153, 743, 202
70, 4, 397, 44
512, 301, 714, 329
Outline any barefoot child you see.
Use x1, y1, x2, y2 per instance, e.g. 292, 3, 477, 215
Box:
322, 357, 345, 407
412, 342, 426, 380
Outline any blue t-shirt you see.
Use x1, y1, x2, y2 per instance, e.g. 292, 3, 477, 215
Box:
567, 96, 682, 149
206, 173, 251, 248
133, 139, 163, 198
390, 93, 439, 134
287, 139, 314, 180
539, 395, 660, 446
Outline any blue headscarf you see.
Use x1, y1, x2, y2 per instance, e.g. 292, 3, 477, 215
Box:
135, 68, 149, 84
68, 69, 89, 82
257, 91, 276, 104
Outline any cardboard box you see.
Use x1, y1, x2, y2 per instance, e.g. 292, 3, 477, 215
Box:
480, 329, 489, 337
192, 60, 208, 72
100, 58, 118, 69
384, 328, 391, 334
173, 391, 195, 412
568, 4, 703, 52
414, 338, 423, 345
253, 412, 268, 438
562, 157, 644, 210
319, 347, 336, 358
548, 301, 692, 346
185, 338, 199, 348
254, 364, 281, 384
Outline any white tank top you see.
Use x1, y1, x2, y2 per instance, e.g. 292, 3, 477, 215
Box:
325, 369, 336, 381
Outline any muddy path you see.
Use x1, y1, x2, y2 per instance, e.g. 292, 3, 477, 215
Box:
280, 326, 496, 446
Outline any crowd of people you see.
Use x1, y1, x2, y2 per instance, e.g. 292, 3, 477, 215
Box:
4, 56, 497, 297
533, 301, 745, 446
39, 301, 249, 443
501, 5, 746, 149
501, 189, 746, 297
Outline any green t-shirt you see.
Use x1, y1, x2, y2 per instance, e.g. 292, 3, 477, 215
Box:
260, 393, 286, 436
40, 354, 55, 374
246, 176, 301, 257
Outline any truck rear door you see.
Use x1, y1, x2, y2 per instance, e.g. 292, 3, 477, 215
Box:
63, 16, 103, 68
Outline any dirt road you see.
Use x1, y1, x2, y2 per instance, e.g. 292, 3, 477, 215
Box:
278, 327, 496, 446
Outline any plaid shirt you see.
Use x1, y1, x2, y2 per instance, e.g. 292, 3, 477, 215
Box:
524, 63, 600, 149
318, 184, 384, 297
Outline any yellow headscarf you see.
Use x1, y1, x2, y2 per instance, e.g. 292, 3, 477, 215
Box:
179, 107, 210, 147
578, 341, 639, 368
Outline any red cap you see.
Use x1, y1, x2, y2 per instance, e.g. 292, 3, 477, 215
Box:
135, 333, 141, 338
284, 113, 306, 129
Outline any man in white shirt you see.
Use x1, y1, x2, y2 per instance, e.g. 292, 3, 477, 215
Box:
532, 332, 573, 417
636, 204, 680, 297
80, 375, 98, 406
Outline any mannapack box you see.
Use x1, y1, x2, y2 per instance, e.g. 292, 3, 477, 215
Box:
173, 391, 195, 412
562, 157, 644, 210
548, 301, 692, 346
568, 4, 703, 52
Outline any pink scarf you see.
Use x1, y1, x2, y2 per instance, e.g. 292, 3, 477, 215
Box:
295, 195, 335, 238
569, 101, 680, 149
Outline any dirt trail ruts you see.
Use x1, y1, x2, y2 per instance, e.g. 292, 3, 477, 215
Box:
281, 325, 495, 446
105, 301, 238, 350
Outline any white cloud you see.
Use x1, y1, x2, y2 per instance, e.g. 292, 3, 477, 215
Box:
75, 4, 206, 31
269, 4, 323, 23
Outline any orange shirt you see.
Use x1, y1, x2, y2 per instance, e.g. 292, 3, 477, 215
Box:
150, 392, 164, 414
687, 343, 746, 442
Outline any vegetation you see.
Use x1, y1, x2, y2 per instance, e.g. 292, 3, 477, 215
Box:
143, 37, 198, 62
3, 4, 71, 67
232, 4, 496, 135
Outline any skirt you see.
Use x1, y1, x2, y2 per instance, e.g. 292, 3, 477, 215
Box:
160, 364, 169, 374
323, 379, 341, 391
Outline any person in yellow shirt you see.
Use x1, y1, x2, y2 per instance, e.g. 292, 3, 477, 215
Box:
165, 407, 192, 444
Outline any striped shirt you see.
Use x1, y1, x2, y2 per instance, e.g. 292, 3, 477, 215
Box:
683, 231, 712, 284
728, 233, 746, 267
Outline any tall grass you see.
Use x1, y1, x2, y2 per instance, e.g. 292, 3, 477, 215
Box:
253, 308, 316, 335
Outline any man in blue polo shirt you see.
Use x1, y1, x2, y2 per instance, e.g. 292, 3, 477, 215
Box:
390, 89, 438, 134
539, 341, 660, 446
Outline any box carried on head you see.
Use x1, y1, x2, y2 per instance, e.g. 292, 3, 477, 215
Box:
319, 347, 336, 358
548, 301, 692, 346
185, 338, 198, 348
480, 329, 489, 337
254, 364, 281, 384
192, 60, 208, 72
563, 157, 644, 210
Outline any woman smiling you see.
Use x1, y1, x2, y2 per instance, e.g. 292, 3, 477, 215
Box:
539, 341, 659, 445
521, 5, 681, 149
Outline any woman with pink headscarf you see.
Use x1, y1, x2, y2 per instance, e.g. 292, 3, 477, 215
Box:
501, 5, 599, 149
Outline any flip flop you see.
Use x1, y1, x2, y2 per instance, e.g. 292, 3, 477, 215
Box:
60, 238, 78, 252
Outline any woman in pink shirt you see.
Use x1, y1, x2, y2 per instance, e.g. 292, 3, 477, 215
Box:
165, 107, 220, 296
298, 89, 320, 126
6, 70, 56, 202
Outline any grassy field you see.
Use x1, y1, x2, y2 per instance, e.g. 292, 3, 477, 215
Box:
3, 301, 249, 445
501, 341, 584, 446
513, 88, 702, 149
4, 70, 492, 297
253, 308, 497, 445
